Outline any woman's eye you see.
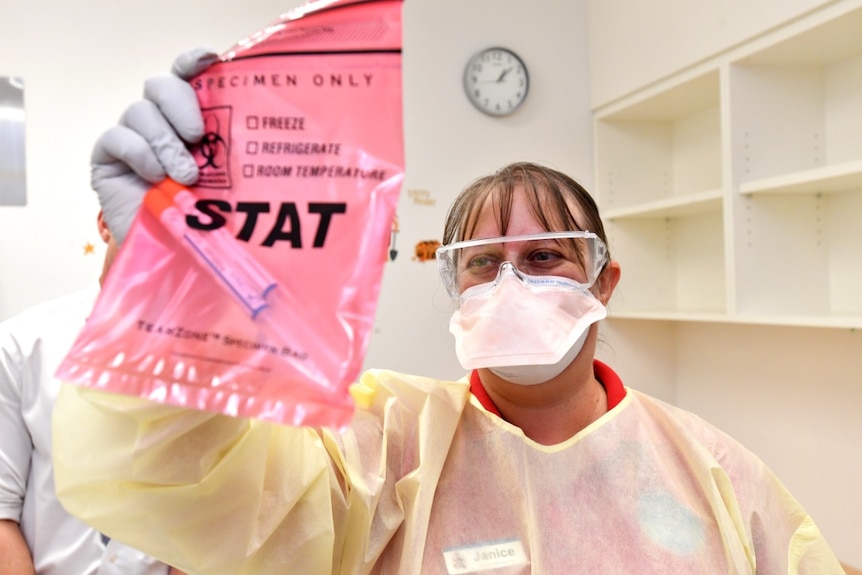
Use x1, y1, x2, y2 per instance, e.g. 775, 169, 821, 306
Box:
529, 250, 561, 264
467, 254, 497, 269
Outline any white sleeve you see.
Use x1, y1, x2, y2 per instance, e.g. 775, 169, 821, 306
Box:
97, 539, 171, 575
0, 324, 30, 522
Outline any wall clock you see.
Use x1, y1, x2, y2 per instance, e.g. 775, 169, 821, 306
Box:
463, 47, 530, 116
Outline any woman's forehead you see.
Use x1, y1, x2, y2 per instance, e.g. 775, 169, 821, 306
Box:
467, 186, 585, 239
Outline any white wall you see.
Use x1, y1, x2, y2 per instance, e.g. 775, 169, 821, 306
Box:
587, 0, 834, 106
0, 0, 291, 319
367, 0, 594, 380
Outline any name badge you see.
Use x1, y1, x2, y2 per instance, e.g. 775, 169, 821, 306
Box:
443, 538, 528, 574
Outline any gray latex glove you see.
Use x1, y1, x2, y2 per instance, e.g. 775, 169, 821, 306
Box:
92, 46, 220, 245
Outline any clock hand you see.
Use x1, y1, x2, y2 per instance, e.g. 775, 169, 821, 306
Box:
496, 67, 512, 82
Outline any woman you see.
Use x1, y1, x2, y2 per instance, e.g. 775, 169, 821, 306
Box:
53, 150, 843, 572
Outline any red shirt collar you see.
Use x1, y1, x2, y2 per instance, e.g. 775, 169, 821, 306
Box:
468, 359, 627, 417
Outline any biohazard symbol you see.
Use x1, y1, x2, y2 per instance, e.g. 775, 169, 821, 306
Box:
193, 106, 233, 189
198, 114, 228, 169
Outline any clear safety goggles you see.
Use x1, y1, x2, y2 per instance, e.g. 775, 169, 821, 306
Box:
436, 231, 609, 299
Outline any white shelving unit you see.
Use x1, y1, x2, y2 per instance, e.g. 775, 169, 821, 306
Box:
594, 2, 862, 329
595, 69, 726, 318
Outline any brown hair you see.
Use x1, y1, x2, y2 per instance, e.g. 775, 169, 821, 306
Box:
442, 162, 610, 261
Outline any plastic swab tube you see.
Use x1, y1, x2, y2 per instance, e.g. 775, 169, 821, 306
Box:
154, 179, 278, 298
143, 187, 269, 318
142, 183, 342, 385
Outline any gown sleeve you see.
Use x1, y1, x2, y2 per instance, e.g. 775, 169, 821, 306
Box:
52, 369, 470, 575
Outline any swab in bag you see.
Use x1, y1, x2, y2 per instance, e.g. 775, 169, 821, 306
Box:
56, 0, 404, 428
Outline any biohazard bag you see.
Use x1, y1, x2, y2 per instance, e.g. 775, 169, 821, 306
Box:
56, 0, 404, 428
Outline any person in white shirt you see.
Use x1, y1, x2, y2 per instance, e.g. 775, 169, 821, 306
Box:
0, 212, 185, 575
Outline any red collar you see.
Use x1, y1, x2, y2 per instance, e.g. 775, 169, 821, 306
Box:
469, 360, 627, 418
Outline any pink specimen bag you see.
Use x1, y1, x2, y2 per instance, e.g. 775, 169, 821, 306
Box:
56, 0, 404, 428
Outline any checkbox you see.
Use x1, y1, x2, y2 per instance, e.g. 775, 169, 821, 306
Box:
247, 116, 259, 130
243, 165, 255, 178
246, 141, 259, 154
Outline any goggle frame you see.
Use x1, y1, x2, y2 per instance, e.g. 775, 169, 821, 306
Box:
436, 231, 609, 299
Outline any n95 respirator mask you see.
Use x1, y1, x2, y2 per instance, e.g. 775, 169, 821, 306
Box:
448, 262, 607, 385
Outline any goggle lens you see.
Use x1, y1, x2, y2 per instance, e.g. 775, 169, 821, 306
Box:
436, 231, 608, 299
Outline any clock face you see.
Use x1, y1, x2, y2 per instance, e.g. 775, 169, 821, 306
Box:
463, 47, 529, 116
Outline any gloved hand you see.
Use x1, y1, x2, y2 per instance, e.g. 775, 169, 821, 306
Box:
92, 46, 220, 244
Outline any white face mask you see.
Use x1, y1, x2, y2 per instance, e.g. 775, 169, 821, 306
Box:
449, 263, 607, 385
488, 330, 589, 385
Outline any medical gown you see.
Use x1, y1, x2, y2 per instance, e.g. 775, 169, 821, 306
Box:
52, 363, 843, 574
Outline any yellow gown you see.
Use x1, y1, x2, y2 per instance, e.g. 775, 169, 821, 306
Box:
52, 364, 843, 574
